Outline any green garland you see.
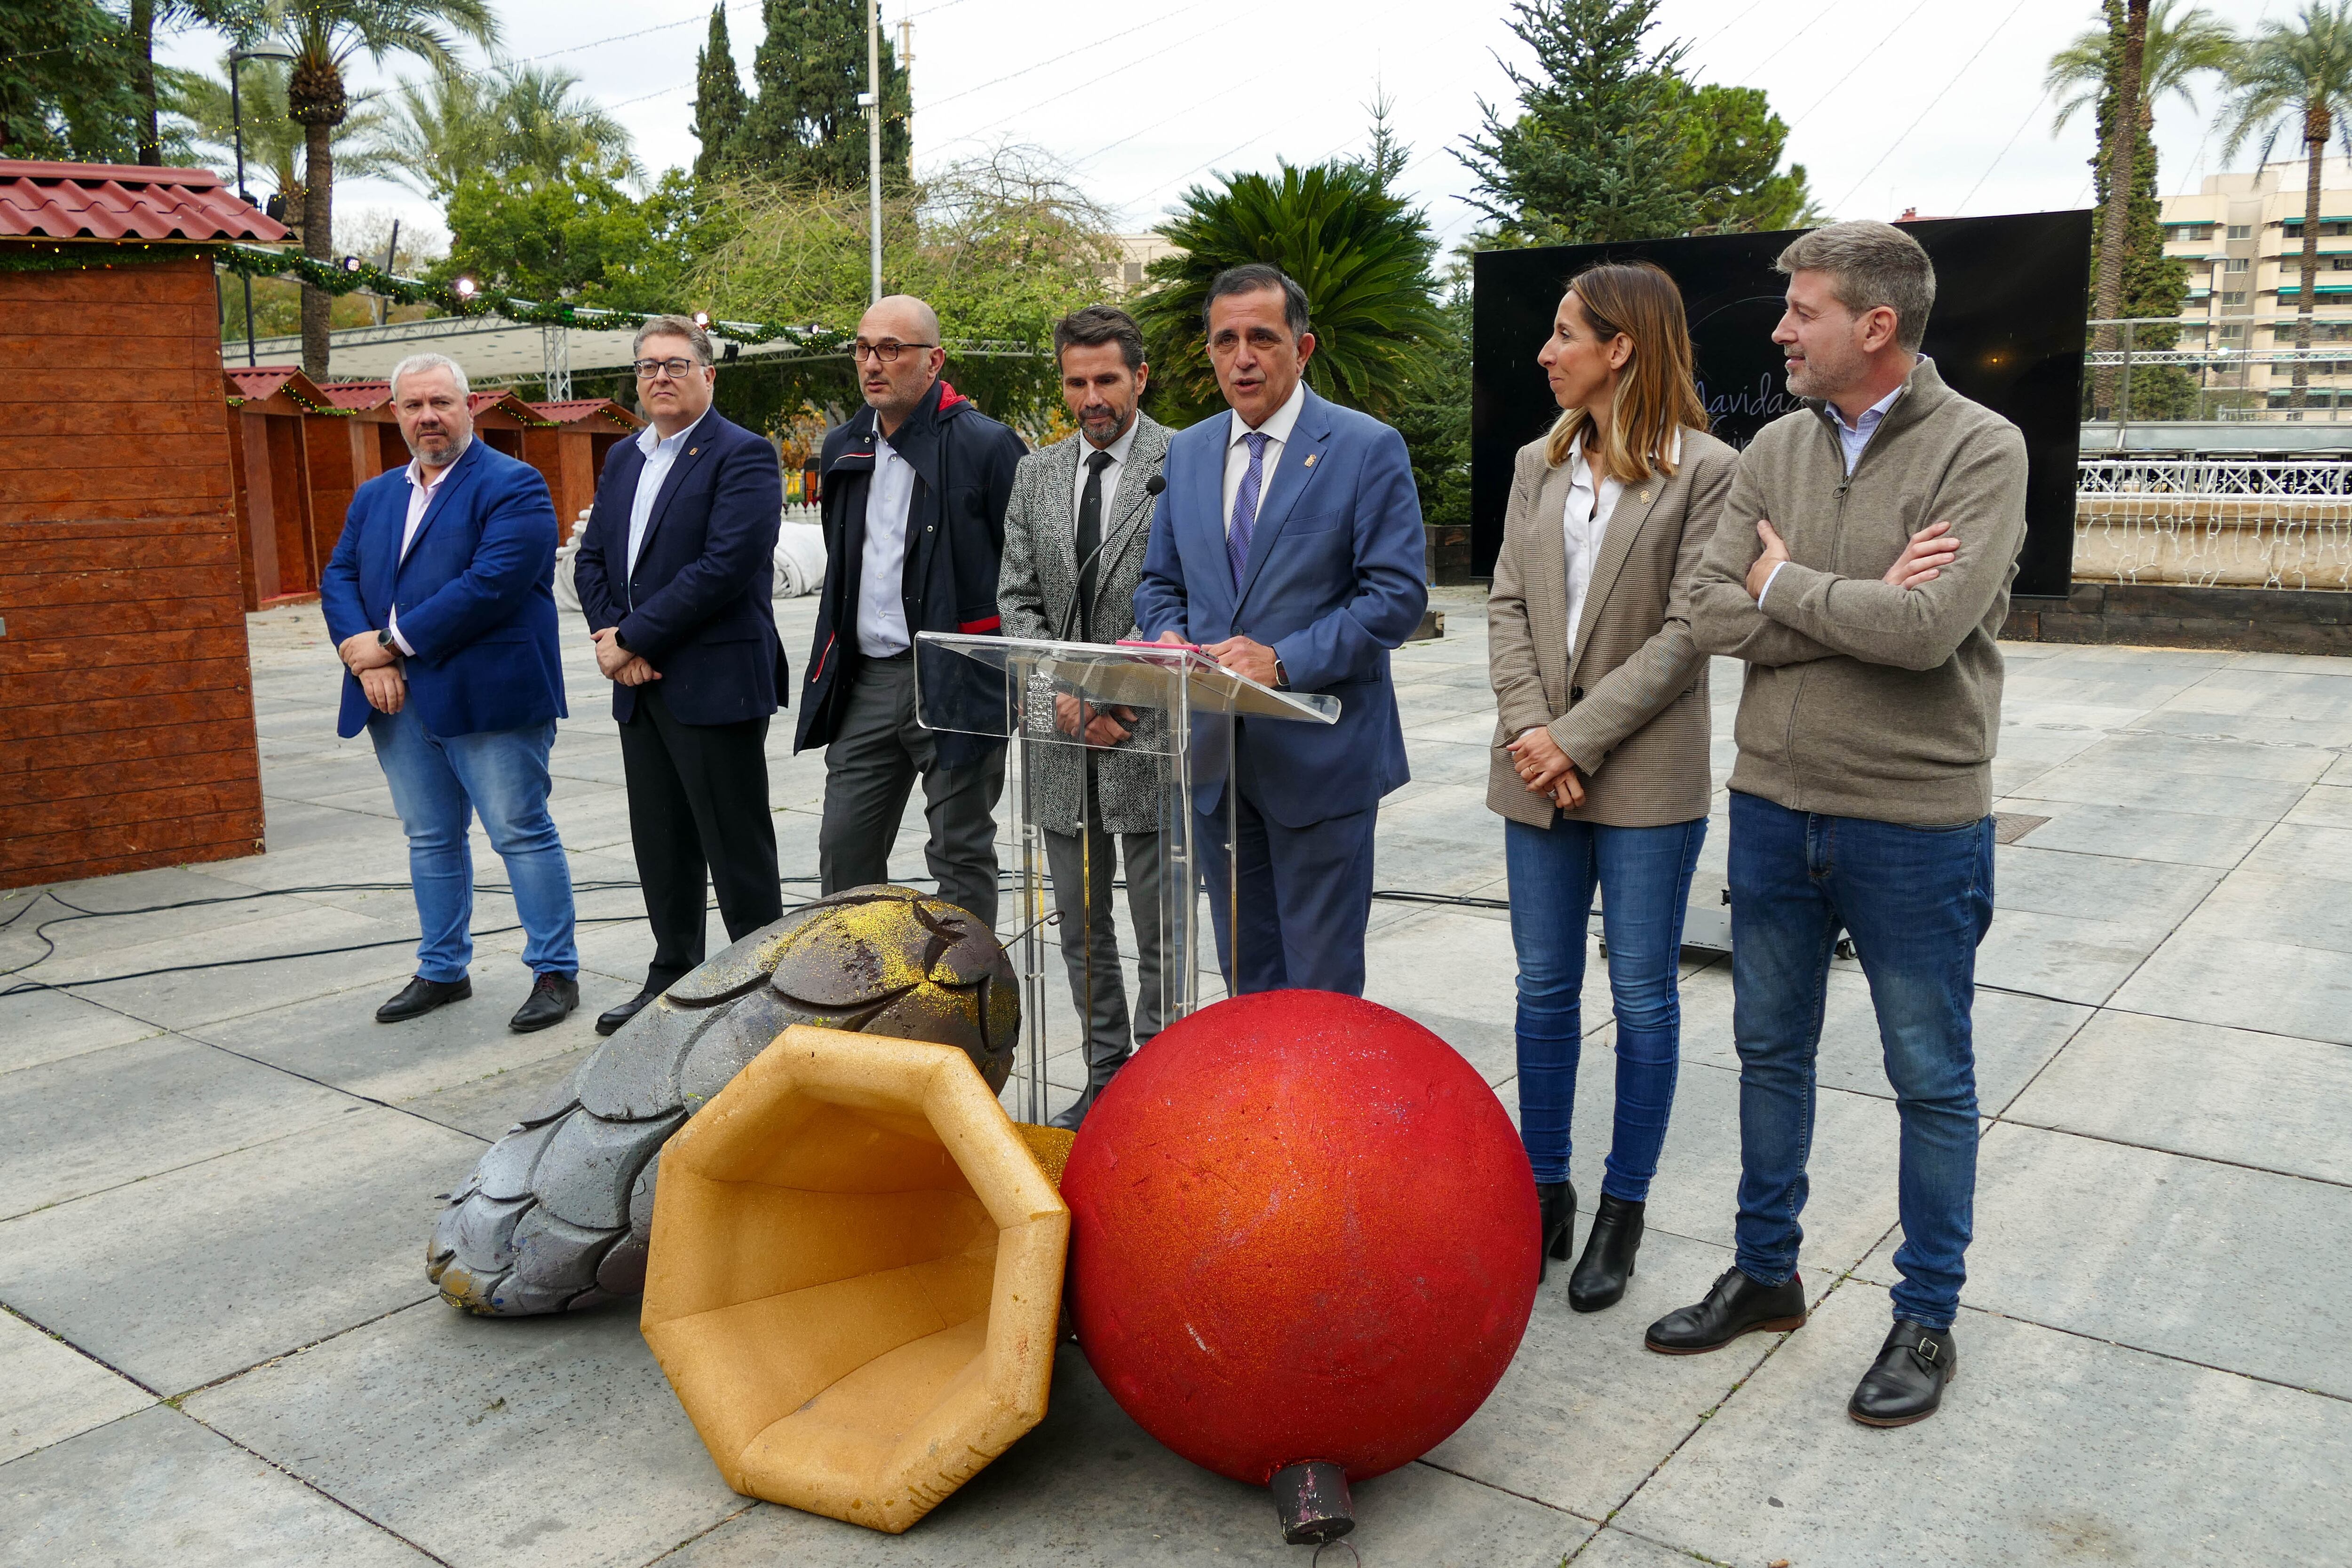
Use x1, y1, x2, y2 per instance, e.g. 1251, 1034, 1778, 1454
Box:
0, 238, 853, 352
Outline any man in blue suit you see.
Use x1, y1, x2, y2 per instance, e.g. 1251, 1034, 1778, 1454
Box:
320, 352, 579, 1032
1133, 264, 1428, 996
573, 316, 787, 1035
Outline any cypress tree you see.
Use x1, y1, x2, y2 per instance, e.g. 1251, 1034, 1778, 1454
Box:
691, 4, 749, 180
732, 0, 909, 189
2089, 0, 2193, 415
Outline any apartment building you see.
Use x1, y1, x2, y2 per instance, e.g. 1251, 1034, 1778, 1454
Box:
2161, 157, 2352, 412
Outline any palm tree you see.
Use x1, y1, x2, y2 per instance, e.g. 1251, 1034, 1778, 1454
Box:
1130, 160, 1445, 428
369, 60, 636, 202
254, 0, 498, 377
2049, 0, 2237, 136
168, 52, 390, 220
2220, 1, 2352, 412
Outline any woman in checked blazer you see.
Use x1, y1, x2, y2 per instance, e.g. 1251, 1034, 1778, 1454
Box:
1487, 261, 1735, 1313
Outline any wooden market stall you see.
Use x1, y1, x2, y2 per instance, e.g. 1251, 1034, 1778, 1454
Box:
0, 159, 283, 888
222, 365, 352, 608
524, 398, 643, 540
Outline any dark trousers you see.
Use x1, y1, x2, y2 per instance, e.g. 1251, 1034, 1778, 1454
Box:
1197, 778, 1377, 997
617, 684, 782, 991
1043, 812, 1164, 1082
1727, 791, 1993, 1329
817, 655, 1006, 929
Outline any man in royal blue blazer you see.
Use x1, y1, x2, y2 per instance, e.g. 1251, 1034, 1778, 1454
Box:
319, 352, 579, 1032
573, 316, 787, 1035
1133, 264, 1428, 996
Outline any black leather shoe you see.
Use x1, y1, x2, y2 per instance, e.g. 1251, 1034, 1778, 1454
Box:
509, 971, 579, 1034
1644, 1266, 1807, 1354
376, 974, 470, 1023
1050, 1082, 1102, 1131
1568, 1194, 1645, 1313
1848, 1320, 1957, 1427
1536, 1181, 1576, 1283
595, 986, 663, 1037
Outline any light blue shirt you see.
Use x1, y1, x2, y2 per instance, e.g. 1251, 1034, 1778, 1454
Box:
856, 431, 918, 656
626, 407, 710, 586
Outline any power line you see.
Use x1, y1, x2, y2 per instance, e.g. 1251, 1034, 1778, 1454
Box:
921, 5, 1208, 114
1783, 0, 1938, 132
1067, 65, 1285, 171
927, 3, 1251, 153
1955, 85, 2053, 215
1832, 0, 2039, 215
1732, 0, 1852, 89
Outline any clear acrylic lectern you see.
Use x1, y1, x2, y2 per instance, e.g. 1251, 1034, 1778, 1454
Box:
914, 631, 1340, 1122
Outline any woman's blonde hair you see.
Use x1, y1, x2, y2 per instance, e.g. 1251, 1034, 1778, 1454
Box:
1541, 260, 1708, 483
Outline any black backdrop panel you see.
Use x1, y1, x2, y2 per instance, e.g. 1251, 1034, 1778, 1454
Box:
1470, 212, 2092, 598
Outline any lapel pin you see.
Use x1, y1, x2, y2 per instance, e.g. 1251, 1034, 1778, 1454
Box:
1303, 453, 1317, 469
688, 447, 699, 456
1639, 489, 1651, 502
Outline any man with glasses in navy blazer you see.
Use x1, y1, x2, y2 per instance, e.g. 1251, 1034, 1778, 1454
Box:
1133, 264, 1428, 996
574, 315, 787, 1035
320, 351, 579, 1033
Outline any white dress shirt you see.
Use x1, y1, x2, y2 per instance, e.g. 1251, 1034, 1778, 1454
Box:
386, 438, 467, 654
626, 407, 709, 584
1221, 379, 1307, 536
857, 430, 919, 657
1560, 445, 1625, 663
1072, 416, 1140, 526
1762, 364, 1916, 605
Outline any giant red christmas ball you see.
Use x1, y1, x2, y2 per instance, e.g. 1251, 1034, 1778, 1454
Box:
1064, 990, 1539, 1487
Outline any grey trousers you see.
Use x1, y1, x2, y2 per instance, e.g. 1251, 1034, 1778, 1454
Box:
1042, 813, 1163, 1082
817, 656, 1006, 929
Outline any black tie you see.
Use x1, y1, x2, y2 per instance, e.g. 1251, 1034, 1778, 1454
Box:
1075, 449, 1113, 640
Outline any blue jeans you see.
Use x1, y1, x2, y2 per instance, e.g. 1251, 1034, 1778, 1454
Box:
368, 705, 577, 982
1727, 791, 1993, 1329
1505, 813, 1707, 1202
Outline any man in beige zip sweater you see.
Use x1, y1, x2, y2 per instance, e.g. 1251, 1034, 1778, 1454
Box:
1644, 221, 2027, 1429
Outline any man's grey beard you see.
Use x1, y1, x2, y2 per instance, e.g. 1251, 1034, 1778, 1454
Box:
408, 430, 472, 468
1081, 407, 1132, 447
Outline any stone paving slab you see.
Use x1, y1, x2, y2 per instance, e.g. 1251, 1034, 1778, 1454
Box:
1866, 1121, 2352, 1399
0, 1307, 154, 1464
189, 970, 639, 1105
0, 1035, 358, 1219
665, 1345, 1595, 1568
2110, 928, 2352, 1047
0, 989, 163, 1076
1983, 797, 2280, 868
0, 1105, 477, 1393
2003, 1010, 2352, 1185
1426, 1228, 1768, 1522
401, 1043, 594, 1141
1606, 1280, 2352, 1568
0, 1405, 438, 1568
184, 1302, 749, 1568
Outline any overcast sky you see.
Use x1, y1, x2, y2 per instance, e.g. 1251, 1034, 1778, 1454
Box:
157, 0, 2292, 261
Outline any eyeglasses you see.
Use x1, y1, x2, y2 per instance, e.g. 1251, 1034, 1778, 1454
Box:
633, 357, 700, 380
851, 340, 937, 364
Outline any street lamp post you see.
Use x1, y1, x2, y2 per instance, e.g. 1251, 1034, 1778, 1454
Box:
228, 47, 294, 367
865, 0, 882, 305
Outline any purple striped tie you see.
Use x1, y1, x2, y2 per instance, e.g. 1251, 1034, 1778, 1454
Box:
1228, 430, 1270, 587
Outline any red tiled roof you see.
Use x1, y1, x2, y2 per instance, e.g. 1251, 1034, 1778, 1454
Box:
225, 366, 302, 400
0, 159, 287, 243
529, 398, 646, 430
467, 390, 555, 424
224, 366, 345, 413
318, 379, 392, 410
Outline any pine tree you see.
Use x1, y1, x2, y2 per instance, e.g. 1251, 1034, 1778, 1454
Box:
1670, 83, 1814, 233
732, 0, 910, 190
1457, 0, 1698, 245
691, 4, 749, 180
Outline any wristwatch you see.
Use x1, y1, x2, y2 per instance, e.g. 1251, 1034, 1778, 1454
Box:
1272, 656, 1289, 690
377, 629, 394, 648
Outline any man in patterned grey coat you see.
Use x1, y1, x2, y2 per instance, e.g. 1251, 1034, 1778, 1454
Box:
997, 306, 1172, 1129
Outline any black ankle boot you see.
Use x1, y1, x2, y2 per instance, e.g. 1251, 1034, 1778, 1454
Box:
1535, 1181, 1576, 1283
1567, 1194, 1645, 1313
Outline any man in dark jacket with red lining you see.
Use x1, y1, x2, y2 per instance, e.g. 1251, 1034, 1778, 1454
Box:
795, 294, 1026, 929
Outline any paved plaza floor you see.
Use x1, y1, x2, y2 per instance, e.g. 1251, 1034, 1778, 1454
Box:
5, 588, 2350, 1567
